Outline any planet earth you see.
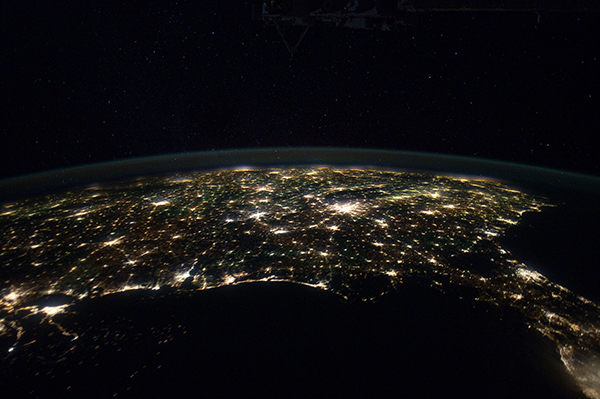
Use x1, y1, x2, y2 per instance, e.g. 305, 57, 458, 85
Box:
1, 148, 599, 398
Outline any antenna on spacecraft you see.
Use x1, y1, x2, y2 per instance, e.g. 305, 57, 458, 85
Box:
254, 0, 600, 54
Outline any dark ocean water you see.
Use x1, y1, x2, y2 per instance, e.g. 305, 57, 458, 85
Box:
0, 282, 587, 399
500, 184, 600, 305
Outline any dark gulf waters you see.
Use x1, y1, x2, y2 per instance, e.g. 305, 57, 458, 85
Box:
0, 282, 587, 399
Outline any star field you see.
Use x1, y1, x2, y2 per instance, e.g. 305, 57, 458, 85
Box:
1, 2, 599, 179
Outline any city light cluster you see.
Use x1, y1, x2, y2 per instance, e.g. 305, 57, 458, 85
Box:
0, 167, 599, 398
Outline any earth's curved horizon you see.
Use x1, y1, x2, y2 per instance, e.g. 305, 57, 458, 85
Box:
1, 149, 599, 398
2, 148, 600, 204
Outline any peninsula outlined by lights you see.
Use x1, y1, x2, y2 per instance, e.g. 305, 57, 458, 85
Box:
1, 167, 600, 397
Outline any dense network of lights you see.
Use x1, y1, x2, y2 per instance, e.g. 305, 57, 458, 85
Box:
0, 167, 599, 397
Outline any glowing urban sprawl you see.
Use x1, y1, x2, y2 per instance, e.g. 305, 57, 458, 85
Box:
1, 167, 599, 397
